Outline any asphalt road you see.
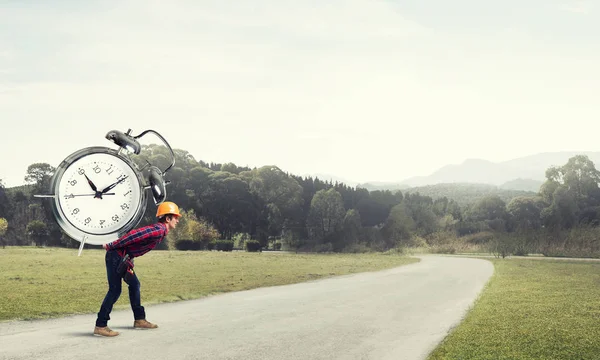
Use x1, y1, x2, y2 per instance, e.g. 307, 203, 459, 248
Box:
0, 255, 493, 360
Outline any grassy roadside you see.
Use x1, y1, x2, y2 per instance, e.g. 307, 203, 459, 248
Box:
428, 257, 600, 360
0, 247, 419, 322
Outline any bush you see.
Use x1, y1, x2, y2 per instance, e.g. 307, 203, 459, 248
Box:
206, 241, 215, 251
245, 240, 262, 252
455, 221, 487, 236
272, 242, 282, 251
315, 242, 333, 253
410, 236, 428, 248
214, 240, 234, 252
232, 232, 251, 249
462, 231, 495, 244
430, 244, 457, 254
488, 233, 518, 258
426, 230, 489, 254
283, 232, 305, 251
60, 232, 80, 249
381, 246, 406, 255
175, 239, 203, 251
168, 209, 220, 250
539, 226, 600, 258
342, 243, 372, 253
426, 231, 458, 246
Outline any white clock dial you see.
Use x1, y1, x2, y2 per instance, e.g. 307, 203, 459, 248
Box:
56, 152, 142, 235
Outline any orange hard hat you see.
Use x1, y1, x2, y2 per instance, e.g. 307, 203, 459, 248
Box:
156, 201, 181, 218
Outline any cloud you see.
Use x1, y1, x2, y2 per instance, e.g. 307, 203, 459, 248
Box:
1, 1, 435, 81
1, 0, 600, 187
559, 1, 591, 14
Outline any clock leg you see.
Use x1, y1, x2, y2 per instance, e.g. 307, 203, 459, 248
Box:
78, 235, 88, 257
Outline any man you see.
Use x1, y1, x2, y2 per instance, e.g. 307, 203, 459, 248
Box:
93, 201, 181, 337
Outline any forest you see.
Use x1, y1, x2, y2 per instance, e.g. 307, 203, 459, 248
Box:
1, 146, 599, 258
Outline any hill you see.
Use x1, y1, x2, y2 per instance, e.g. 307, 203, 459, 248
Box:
499, 178, 543, 193
356, 182, 410, 192
401, 183, 537, 207
391, 151, 600, 191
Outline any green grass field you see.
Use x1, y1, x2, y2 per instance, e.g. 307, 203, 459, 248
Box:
0, 247, 419, 321
428, 257, 600, 360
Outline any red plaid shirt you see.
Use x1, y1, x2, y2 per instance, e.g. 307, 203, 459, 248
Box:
105, 223, 168, 258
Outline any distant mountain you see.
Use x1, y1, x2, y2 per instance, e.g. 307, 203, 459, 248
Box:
355, 182, 410, 192
398, 151, 600, 190
303, 173, 358, 187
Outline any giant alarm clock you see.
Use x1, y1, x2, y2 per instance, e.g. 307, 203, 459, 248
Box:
37, 128, 175, 255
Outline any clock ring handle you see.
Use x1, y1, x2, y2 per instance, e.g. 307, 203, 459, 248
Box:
132, 129, 175, 175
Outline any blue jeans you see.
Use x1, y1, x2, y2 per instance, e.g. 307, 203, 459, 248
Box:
95, 250, 145, 327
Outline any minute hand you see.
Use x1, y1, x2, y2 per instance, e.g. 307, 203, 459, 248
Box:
101, 176, 128, 194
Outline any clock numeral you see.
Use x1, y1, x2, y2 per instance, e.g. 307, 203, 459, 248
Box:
64, 194, 75, 199
92, 165, 101, 174
72, 208, 80, 215
120, 203, 129, 210
116, 174, 125, 181
84, 217, 91, 225
69, 179, 77, 186
123, 190, 131, 197
99, 220, 105, 226
112, 214, 120, 222
77, 168, 85, 175
106, 167, 114, 175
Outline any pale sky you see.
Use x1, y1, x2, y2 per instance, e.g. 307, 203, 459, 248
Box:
1, 0, 599, 188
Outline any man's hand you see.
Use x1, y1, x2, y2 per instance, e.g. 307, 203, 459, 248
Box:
102, 243, 108, 250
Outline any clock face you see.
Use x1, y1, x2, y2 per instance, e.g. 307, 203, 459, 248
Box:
56, 152, 143, 236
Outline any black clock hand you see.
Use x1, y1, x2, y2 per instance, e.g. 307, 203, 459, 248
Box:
83, 174, 98, 192
100, 176, 128, 194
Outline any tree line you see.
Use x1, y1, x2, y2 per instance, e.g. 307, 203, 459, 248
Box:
1, 147, 599, 257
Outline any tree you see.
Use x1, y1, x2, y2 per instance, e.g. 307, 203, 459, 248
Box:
382, 203, 415, 249
540, 155, 600, 227
342, 209, 362, 247
404, 193, 438, 236
201, 172, 259, 239
546, 155, 600, 202
26, 220, 49, 246
432, 197, 449, 216
24, 163, 56, 187
355, 197, 389, 227
0, 218, 7, 248
447, 200, 463, 221
23, 163, 59, 243
541, 186, 578, 230
506, 196, 544, 231
0, 180, 9, 220
307, 188, 346, 247
241, 166, 303, 239
469, 195, 507, 222
356, 190, 403, 227
220, 162, 240, 174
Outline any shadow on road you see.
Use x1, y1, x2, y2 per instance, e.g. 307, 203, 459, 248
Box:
63, 332, 96, 337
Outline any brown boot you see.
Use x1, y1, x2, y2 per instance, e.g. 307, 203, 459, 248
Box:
133, 319, 158, 329
94, 326, 120, 337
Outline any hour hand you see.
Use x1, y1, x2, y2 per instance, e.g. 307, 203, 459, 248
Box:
83, 174, 98, 192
